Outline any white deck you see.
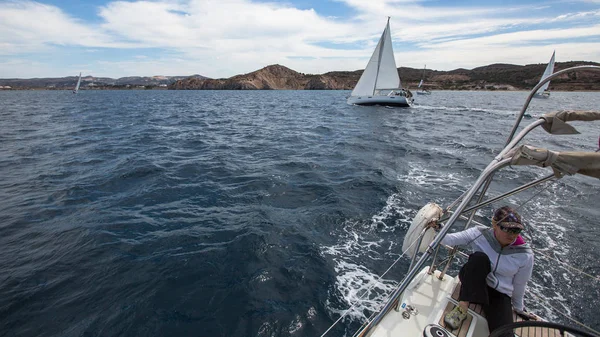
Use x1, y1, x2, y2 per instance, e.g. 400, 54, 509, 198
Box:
367, 267, 489, 337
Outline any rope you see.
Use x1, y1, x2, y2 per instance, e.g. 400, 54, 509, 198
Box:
319, 227, 427, 337
532, 248, 600, 282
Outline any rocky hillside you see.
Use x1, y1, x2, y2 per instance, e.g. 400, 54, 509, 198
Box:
170, 62, 600, 91
169, 65, 359, 90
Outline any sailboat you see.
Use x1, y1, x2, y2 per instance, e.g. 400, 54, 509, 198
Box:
72, 72, 82, 94
322, 65, 600, 337
347, 18, 413, 107
416, 64, 432, 95
533, 51, 555, 98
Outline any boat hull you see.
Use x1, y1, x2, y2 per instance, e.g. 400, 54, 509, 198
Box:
416, 90, 431, 95
347, 95, 413, 107
533, 92, 550, 99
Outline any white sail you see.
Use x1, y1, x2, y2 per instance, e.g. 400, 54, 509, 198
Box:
351, 18, 400, 97
376, 20, 400, 90
74, 72, 82, 93
418, 79, 423, 88
418, 64, 426, 88
537, 51, 555, 94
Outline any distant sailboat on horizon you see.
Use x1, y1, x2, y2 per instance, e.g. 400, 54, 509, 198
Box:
533, 51, 555, 99
416, 64, 431, 95
347, 17, 413, 107
73, 72, 82, 94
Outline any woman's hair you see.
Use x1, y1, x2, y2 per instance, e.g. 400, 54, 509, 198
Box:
492, 206, 522, 225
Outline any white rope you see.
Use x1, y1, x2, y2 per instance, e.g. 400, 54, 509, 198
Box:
319, 227, 427, 337
532, 248, 600, 282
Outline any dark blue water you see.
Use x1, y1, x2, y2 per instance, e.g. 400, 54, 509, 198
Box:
0, 90, 598, 337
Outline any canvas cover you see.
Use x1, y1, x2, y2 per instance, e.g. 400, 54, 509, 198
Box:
540, 110, 600, 134
506, 145, 600, 179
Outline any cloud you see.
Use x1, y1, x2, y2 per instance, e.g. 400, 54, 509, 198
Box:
96, 0, 353, 47
0, 1, 135, 56
0, 0, 598, 78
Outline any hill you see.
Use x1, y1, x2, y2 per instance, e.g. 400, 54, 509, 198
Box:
0, 74, 208, 90
169, 64, 359, 90
170, 62, 600, 91
1, 62, 599, 91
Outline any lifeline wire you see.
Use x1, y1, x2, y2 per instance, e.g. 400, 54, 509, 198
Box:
532, 248, 600, 282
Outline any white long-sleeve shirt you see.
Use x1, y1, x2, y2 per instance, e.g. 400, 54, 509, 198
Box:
441, 226, 534, 311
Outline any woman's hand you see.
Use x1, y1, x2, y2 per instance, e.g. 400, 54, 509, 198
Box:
514, 309, 541, 321
426, 220, 441, 231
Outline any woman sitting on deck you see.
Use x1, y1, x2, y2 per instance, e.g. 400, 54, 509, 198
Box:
439, 206, 537, 335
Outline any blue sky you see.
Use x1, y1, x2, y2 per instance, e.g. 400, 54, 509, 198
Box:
1, 0, 599, 79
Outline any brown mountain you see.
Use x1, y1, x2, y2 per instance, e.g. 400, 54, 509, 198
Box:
170, 62, 600, 91
169, 64, 359, 90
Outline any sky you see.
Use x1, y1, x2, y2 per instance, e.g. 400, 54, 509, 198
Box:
1, 0, 599, 79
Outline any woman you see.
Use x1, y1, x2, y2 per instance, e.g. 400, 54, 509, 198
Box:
439, 206, 536, 335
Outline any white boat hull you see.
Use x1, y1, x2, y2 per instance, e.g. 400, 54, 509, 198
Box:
533, 92, 550, 99
347, 95, 413, 107
416, 90, 432, 95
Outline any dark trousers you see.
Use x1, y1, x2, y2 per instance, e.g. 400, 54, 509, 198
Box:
458, 252, 513, 337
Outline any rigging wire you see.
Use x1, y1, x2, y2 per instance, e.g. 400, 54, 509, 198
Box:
532, 248, 600, 282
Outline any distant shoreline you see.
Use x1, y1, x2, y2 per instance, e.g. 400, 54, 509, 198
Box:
2, 88, 599, 92
3, 61, 599, 91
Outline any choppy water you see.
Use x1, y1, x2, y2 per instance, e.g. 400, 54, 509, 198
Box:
0, 90, 598, 337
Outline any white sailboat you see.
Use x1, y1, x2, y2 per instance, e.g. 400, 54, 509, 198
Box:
533, 51, 555, 98
416, 64, 432, 95
72, 72, 82, 94
323, 65, 600, 337
347, 18, 413, 107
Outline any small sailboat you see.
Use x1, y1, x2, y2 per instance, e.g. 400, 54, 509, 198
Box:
72, 72, 82, 94
416, 64, 432, 95
347, 17, 413, 107
533, 51, 555, 98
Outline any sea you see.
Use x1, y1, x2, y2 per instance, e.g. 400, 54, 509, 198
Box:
0, 90, 599, 337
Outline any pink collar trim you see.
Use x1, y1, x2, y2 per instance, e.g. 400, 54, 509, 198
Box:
511, 235, 526, 246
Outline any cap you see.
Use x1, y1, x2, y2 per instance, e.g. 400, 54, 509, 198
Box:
493, 206, 525, 230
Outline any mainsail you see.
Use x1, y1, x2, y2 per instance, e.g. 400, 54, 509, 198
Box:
350, 18, 400, 97
73, 72, 82, 93
537, 51, 555, 94
418, 65, 426, 88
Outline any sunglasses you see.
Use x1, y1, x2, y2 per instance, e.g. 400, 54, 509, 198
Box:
498, 224, 523, 234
